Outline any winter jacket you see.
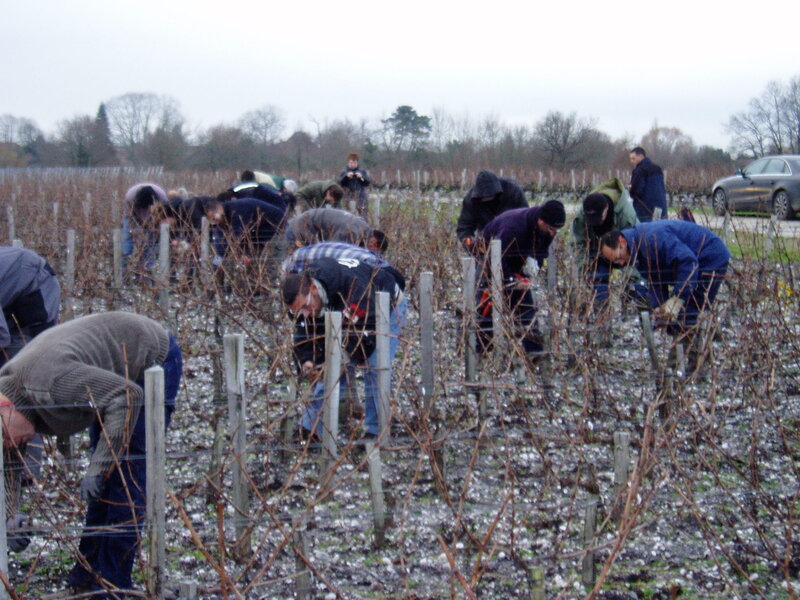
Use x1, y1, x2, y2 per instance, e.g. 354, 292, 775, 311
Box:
482, 205, 556, 278
284, 208, 371, 247
630, 158, 667, 222
456, 171, 527, 243
283, 242, 405, 290
338, 167, 370, 203
253, 171, 284, 191
293, 256, 400, 367
0, 312, 170, 479
296, 180, 340, 209
123, 182, 168, 227
572, 178, 639, 266
230, 182, 287, 212
214, 198, 286, 256
0, 247, 61, 348
621, 221, 730, 303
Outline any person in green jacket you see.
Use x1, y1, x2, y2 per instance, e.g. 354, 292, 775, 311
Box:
572, 177, 645, 306
295, 180, 344, 210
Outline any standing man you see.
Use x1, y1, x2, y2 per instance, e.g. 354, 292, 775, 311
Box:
0, 312, 183, 598
629, 147, 667, 222
0, 246, 61, 366
479, 200, 566, 362
338, 152, 371, 217
600, 221, 730, 366
456, 170, 528, 254
282, 256, 404, 440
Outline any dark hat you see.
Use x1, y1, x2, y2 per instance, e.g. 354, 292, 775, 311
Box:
583, 193, 611, 226
471, 170, 502, 200
539, 200, 566, 228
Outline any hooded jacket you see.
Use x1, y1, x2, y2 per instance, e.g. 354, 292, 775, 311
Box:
572, 177, 639, 265
456, 171, 527, 243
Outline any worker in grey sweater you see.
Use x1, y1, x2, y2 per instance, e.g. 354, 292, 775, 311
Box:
0, 311, 182, 597
0, 246, 61, 366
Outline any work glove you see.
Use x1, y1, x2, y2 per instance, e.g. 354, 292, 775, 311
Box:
6, 513, 31, 552
655, 296, 685, 321
80, 474, 105, 502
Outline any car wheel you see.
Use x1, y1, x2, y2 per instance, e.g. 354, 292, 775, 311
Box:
712, 188, 727, 216
773, 190, 793, 220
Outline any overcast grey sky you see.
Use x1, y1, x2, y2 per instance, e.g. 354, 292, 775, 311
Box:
3, 0, 799, 150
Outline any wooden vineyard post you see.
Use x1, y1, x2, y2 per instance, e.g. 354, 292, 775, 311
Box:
293, 515, 312, 600
420, 271, 435, 412
366, 440, 386, 547
490, 239, 505, 359
0, 420, 8, 600
145, 366, 166, 600
461, 256, 480, 417
375, 291, 391, 444
158, 222, 170, 318
223, 333, 251, 560
6, 205, 14, 244
200, 216, 210, 289
64, 229, 76, 320
612, 431, 631, 522
581, 495, 598, 588
322, 312, 342, 462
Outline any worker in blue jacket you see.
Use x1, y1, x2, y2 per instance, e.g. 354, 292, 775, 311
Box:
600, 221, 730, 331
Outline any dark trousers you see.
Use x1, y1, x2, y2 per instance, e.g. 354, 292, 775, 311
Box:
67, 334, 182, 596
477, 285, 542, 355
649, 267, 728, 332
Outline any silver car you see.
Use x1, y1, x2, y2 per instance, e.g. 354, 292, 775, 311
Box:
711, 155, 800, 219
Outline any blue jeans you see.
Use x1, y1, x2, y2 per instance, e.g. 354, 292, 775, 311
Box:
122, 217, 159, 272
67, 334, 182, 596
303, 298, 406, 436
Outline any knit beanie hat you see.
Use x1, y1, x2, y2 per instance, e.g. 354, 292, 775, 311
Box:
539, 200, 566, 228
583, 193, 611, 226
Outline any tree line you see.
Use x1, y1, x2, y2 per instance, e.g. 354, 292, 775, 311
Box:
2, 76, 797, 175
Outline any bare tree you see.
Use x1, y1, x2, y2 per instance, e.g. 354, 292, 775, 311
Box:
56, 115, 95, 167
105, 92, 183, 164
726, 75, 800, 157
639, 124, 696, 168
238, 104, 286, 146
0, 114, 41, 146
533, 111, 598, 169
781, 75, 800, 153
191, 125, 258, 170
